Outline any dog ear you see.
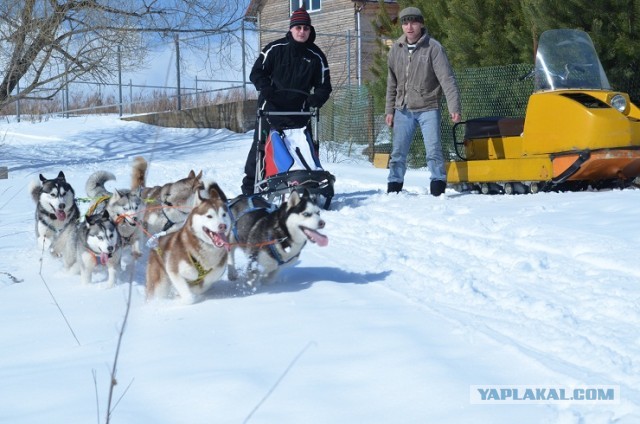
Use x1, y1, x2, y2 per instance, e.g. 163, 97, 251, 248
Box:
85, 214, 97, 226
207, 182, 227, 203
287, 190, 301, 207
39, 174, 47, 182
57, 171, 66, 181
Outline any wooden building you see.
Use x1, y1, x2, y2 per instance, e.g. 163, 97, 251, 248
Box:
244, 0, 399, 87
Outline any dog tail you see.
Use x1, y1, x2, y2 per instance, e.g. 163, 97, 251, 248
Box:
131, 156, 148, 191
85, 171, 116, 198
28, 180, 41, 203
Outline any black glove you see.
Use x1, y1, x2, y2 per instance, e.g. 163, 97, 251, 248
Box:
307, 94, 323, 108
260, 86, 275, 101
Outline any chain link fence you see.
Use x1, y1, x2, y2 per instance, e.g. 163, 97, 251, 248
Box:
317, 64, 534, 167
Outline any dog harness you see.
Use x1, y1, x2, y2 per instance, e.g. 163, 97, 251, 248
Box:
187, 254, 212, 287
227, 196, 277, 242
267, 243, 298, 266
85, 195, 111, 217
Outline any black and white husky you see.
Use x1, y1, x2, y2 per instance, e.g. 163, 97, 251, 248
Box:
227, 190, 328, 288
62, 209, 122, 287
85, 170, 143, 258
29, 171, 81, 256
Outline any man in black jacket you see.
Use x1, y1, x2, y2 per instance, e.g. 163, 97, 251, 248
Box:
241, 8, 332, 195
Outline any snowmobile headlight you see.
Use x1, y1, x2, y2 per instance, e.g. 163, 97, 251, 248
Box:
610, 94, 627, 113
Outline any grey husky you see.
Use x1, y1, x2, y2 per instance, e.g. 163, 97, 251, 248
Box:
29, 171, 81, 256
227, 190, 328, 288
85, 170, 143, 258
131, 156, 204, 237
62, 209, 122, 287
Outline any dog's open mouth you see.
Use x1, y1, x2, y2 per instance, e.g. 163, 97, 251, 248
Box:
300, 226, 329, 247
55, 209, 67, 221
204, 227, 229, 250
99, 252, 111, 265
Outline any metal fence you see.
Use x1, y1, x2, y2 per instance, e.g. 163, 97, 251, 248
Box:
7, 26, 640, 169
318, 64, 535, 167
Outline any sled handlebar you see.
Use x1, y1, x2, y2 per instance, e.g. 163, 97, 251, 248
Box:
257, 110, 317, 117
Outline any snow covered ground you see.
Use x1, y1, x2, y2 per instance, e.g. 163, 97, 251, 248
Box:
1, 115, 639, 423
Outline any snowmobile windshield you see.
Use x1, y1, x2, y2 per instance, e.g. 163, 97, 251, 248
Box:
534, 29, 611, 92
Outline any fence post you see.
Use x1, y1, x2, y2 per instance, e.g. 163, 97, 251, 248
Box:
346, 30, 351, 86
368, 92, 375, 162
242, 19, 248, 101
64, 59, 69, 118
16, 80, 20, 123
195, 76, 199, 107
356, 8, 362, 86
175, 34, 182, 111
117, 45, 123, 117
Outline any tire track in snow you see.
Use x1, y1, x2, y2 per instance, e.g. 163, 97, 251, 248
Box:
321, 192, 640, 403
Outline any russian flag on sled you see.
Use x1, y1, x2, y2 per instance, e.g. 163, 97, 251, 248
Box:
254, 107, 335, 209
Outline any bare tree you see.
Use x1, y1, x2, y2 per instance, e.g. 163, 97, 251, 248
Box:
0, 0, 244, 111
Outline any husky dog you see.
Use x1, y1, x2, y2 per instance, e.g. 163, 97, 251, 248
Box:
227, 190, 328, 288
85, 170, 143, 258
146, 183, 231, 304
62, 210, 122, 287
30, 171, 81, 256
131, 156, 204, 236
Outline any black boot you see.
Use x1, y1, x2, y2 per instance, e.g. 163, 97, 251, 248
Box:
241, 175, 254, 195
387, 181, 403, 193
430, 180, 446, 197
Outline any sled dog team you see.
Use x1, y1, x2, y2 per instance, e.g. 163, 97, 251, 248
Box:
30, 157, 328, 304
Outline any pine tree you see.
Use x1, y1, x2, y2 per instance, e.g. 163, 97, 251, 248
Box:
366, 0, 640, 110
365, 0, 402, 113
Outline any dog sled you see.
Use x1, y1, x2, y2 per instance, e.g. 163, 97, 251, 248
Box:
252, 92, 335, 210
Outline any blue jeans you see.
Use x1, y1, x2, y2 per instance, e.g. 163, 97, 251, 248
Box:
387, 108, 446, 183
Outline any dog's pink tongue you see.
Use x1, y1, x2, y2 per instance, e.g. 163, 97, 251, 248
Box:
55, 209, 67, 220
304, 229, 329, 247
212, 232, 230, 250
99, 252, 109, 265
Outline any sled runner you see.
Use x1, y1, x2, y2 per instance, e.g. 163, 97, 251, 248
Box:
253, 102, 335, 209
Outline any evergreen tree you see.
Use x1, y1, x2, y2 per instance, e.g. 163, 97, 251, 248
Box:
366, 0, 402, 113
366, 0, 640, 111
523, 0, 640, 95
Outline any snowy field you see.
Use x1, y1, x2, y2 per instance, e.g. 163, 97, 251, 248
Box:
1, 115, 639, 423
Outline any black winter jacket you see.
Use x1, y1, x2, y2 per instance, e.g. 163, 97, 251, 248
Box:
250, 29, 332, 128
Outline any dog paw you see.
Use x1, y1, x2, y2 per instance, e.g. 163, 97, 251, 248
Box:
227, 267, 238, 281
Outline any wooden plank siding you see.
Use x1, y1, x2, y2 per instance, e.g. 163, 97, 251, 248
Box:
247, 0, 399, 87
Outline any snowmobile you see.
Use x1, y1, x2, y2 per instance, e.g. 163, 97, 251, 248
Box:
446, 28, 640, 194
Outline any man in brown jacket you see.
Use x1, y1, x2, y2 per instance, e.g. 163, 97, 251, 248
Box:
385, 7, 461, 196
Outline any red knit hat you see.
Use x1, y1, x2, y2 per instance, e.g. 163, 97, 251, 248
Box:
290, 8, 311, 28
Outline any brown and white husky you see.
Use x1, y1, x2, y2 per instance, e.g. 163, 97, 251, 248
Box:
145, 183, 231, 304
131, 156, 204, 237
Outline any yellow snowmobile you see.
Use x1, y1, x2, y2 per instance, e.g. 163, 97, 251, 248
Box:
446, 28, 640, 194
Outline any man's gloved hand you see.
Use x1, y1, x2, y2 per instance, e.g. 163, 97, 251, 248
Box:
261, 86, 275, 101
307, 94, 323, 108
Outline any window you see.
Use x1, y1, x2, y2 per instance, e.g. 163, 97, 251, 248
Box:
290, 0, 321, 13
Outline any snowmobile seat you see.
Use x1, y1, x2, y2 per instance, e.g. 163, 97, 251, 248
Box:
464, 117, 525, 140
